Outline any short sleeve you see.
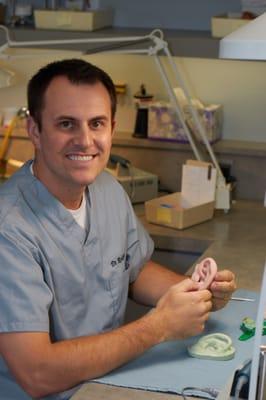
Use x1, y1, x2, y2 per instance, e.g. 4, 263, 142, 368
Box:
0, 231, 53, 333
124, 194, 154, 283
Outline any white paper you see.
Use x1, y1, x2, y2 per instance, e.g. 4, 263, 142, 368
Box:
181, 164, 217, 208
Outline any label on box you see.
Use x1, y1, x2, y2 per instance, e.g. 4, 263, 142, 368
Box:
156, 207, 172, 224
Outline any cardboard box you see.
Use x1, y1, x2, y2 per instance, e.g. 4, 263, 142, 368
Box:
148, 102, 222, 143
145, 160, 216, 229
148, 103, 186, 142
145, 193, 215, 229
211, 13, 249, 38
185, 103, 223, 144
34, 8, 113, 31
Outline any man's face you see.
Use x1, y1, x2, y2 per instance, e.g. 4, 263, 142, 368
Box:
28, 76, 115, 202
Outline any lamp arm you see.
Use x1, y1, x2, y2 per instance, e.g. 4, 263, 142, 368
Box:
0, 24, 153, 48
161, 44, 226, 185
0, 25, 229, 207
153, 54, 202, 161
147, 33, 226, 186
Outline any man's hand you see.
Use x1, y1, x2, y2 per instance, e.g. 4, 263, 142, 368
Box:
152, 278, 212, 341
0, 278, 212, 398
209, 270, 237, 311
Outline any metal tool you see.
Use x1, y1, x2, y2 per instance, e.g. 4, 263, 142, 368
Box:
230, 296, 255, 302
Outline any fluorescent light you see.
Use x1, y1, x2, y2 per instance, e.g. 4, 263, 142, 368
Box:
219, 12, 266, 60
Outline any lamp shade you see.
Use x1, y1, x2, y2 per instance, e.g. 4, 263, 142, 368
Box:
219, 12, 266, 60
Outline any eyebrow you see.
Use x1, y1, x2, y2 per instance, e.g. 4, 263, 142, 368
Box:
55, 115, 109, 122
89, 115, 109, 121
55, 115, 76, 122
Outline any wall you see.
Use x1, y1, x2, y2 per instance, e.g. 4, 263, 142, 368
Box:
5, 0, 241, 30
0, 49, 266, 143
100, 0, 241, 30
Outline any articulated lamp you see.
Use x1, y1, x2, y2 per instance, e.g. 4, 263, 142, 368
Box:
220, 13, 266, 399
0, 25, 231, 210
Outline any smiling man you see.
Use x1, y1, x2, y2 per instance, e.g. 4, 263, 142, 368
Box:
28, 61, 116, 209
0, 59, 236, 400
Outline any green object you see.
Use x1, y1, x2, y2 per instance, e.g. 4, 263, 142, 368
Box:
188, 333, 236, 361
239, 317, 266, 341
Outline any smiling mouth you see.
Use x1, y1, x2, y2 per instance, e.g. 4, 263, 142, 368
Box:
67, 155, 94, 161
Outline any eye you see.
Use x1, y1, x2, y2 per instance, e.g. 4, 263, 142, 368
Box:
58, 119, 76, 130
90, 118, 105, 130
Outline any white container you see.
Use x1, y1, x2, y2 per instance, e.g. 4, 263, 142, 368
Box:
15, 4, 32, 17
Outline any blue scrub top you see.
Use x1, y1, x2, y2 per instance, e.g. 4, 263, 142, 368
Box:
0, 161, 154, 400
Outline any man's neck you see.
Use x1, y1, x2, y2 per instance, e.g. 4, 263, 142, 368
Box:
32, 161, 86, 210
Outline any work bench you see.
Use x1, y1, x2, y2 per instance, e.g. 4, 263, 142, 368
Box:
71, 199, 266, 399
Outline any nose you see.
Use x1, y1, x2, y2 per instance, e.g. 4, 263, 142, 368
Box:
73, 125, 93, 148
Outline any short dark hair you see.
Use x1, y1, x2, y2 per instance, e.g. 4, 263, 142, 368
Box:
27, 58, 117, 130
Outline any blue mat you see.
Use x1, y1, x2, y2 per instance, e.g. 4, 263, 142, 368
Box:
93, 289, 259, 399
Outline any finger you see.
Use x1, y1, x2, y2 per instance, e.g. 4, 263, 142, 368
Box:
213, 270, 235, 282
211, 286, 233, 303
203, 299, 213, 312
196, 289, 213, 301
211, 298, 228, 311
211, 280, 237, 293
203, 311, 211, 322
171, 278, 201, 293
212, 293, 231, 302
205, 300, 213, 313
197, 300, 212, 317
189, 290, 212, 307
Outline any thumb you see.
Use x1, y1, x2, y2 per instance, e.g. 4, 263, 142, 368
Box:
173, 278, 200, 293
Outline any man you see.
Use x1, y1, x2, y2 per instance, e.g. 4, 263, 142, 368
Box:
0, 59, 236, 400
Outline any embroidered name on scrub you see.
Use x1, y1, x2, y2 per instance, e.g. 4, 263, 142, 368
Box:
111, 253, 131, 270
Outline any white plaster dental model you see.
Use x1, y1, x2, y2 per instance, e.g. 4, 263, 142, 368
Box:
188, 333, 236, 361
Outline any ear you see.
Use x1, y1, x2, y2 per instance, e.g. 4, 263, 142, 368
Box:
27, 116, 41, 149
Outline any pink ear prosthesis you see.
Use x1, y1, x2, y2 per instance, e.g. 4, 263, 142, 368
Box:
191, 257, 217, 290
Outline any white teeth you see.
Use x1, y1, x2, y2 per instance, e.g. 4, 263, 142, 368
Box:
68, 155, 93, 161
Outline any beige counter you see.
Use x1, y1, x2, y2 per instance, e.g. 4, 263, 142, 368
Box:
71, 199, 266, 399
139, 199, 266, 292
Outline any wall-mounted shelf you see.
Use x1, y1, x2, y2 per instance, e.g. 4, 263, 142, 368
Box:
0, 26, 220, 59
